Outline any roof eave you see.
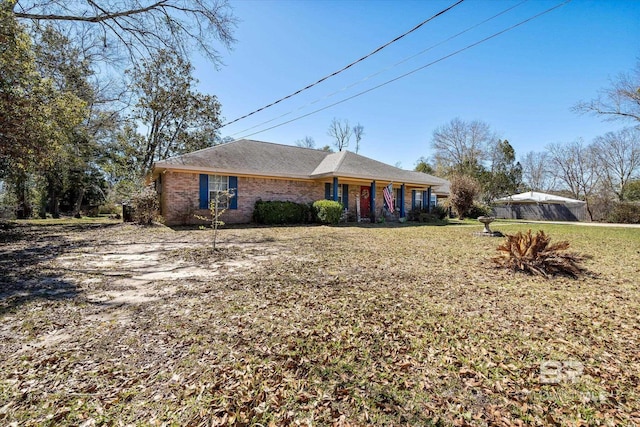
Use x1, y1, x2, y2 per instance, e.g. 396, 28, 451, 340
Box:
310, 171, 442, 186
154, 164, 312, 180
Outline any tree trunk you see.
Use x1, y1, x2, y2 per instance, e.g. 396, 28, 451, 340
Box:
72, 187, 85, 218
16, 178, 31, 219
48, 186, 60, 218
584, 197, 595, 222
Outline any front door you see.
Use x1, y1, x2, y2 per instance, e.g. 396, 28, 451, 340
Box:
360, 186, 371, 218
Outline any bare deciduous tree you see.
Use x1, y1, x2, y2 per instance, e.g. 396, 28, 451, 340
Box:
573, 61, 640, 123
431, 118, 495, 175
295, 136, 315, 149
520, 151, 555, 191
592, 127, 640, 201
12, 0, 237, 67
328, 118, 351, 152
547, 140, 600, 220
352, 123, 364, 154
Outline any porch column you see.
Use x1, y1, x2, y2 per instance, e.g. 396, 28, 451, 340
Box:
370, 180, 376, 222
332, 177, 339, 202
400, 184, 406, 218
427, 187, 432, 212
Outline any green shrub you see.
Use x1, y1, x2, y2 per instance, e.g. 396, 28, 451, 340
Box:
252, 200, 312, 224
419, 213, 439, 223
407, 208, 428, 222
431, 204, 448, 220
407, 205, 448, 222
607, 202, 640, 224
408, 210, 447, 224
98, 203, 120, 215
312, 200, 343, 224
467, 202, 493, 219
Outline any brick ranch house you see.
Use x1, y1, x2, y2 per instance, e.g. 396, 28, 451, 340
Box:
151, 139, 450, 225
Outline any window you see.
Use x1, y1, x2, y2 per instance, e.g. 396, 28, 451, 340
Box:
414, 191, 423, 209
209, 175, 229, 209
200, 174, 237, 210
328, 183, 348, 207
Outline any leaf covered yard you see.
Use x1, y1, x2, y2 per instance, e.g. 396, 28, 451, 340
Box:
1, 221, 639, 426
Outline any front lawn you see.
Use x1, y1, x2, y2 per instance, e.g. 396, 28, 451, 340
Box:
1, 220, 638, 426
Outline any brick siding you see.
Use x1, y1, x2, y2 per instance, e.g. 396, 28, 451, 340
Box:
159, 171, 427, 225
160, 172, 325, 225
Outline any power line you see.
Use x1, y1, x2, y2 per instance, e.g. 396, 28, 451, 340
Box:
230, 0, 529, 138
219, 0, 465, 129
235, 0, 570, 141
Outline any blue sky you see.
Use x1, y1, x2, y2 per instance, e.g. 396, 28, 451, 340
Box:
193, 0, 640, 170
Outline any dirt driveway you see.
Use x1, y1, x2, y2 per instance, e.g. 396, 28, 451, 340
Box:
1, 221, 287, 325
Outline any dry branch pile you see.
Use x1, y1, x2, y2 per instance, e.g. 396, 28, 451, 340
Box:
493, 229, 587, 278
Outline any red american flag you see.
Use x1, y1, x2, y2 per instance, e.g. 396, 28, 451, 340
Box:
383, 183, 394, 212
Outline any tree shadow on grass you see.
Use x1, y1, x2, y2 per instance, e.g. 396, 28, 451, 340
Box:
0, 222, 120, 315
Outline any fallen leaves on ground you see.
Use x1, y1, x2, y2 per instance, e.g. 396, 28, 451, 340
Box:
0, 221, 639, 426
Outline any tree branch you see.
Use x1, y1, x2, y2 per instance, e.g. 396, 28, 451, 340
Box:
13, 1, 168, 23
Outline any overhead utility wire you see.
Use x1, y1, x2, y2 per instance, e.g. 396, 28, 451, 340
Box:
219, 0, 465, 129
236, 0, 570, 140
230, 0, 528, 137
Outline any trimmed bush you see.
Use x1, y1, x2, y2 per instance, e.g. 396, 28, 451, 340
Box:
253, 200, 312, 225
407, 208, 426, 222
467, 202, 493, 219
431, 204, 448, 220
313, 200, 343, 224
607, 202, 640, 224
408, 205, 449, 222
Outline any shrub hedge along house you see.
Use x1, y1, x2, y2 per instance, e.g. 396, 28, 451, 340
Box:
152, 139, 450, 225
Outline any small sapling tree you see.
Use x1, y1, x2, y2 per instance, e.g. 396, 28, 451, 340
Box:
195, 189, 234, 251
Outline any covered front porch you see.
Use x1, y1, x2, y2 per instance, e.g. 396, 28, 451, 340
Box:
323, 177, 435, 223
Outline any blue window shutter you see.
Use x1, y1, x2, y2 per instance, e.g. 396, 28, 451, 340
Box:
411, 190, 416, 210
400, 184, 405, 217
325, 183, 331, 200
342, 184, 349, 209
229, 176, 238, 210
423, 191, 428, 211
199, 174, 208, 209
427, 187, 432, 212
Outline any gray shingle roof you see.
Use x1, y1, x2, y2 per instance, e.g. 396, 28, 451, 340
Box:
154, 139, 449, 192
154, 139, 326, 179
